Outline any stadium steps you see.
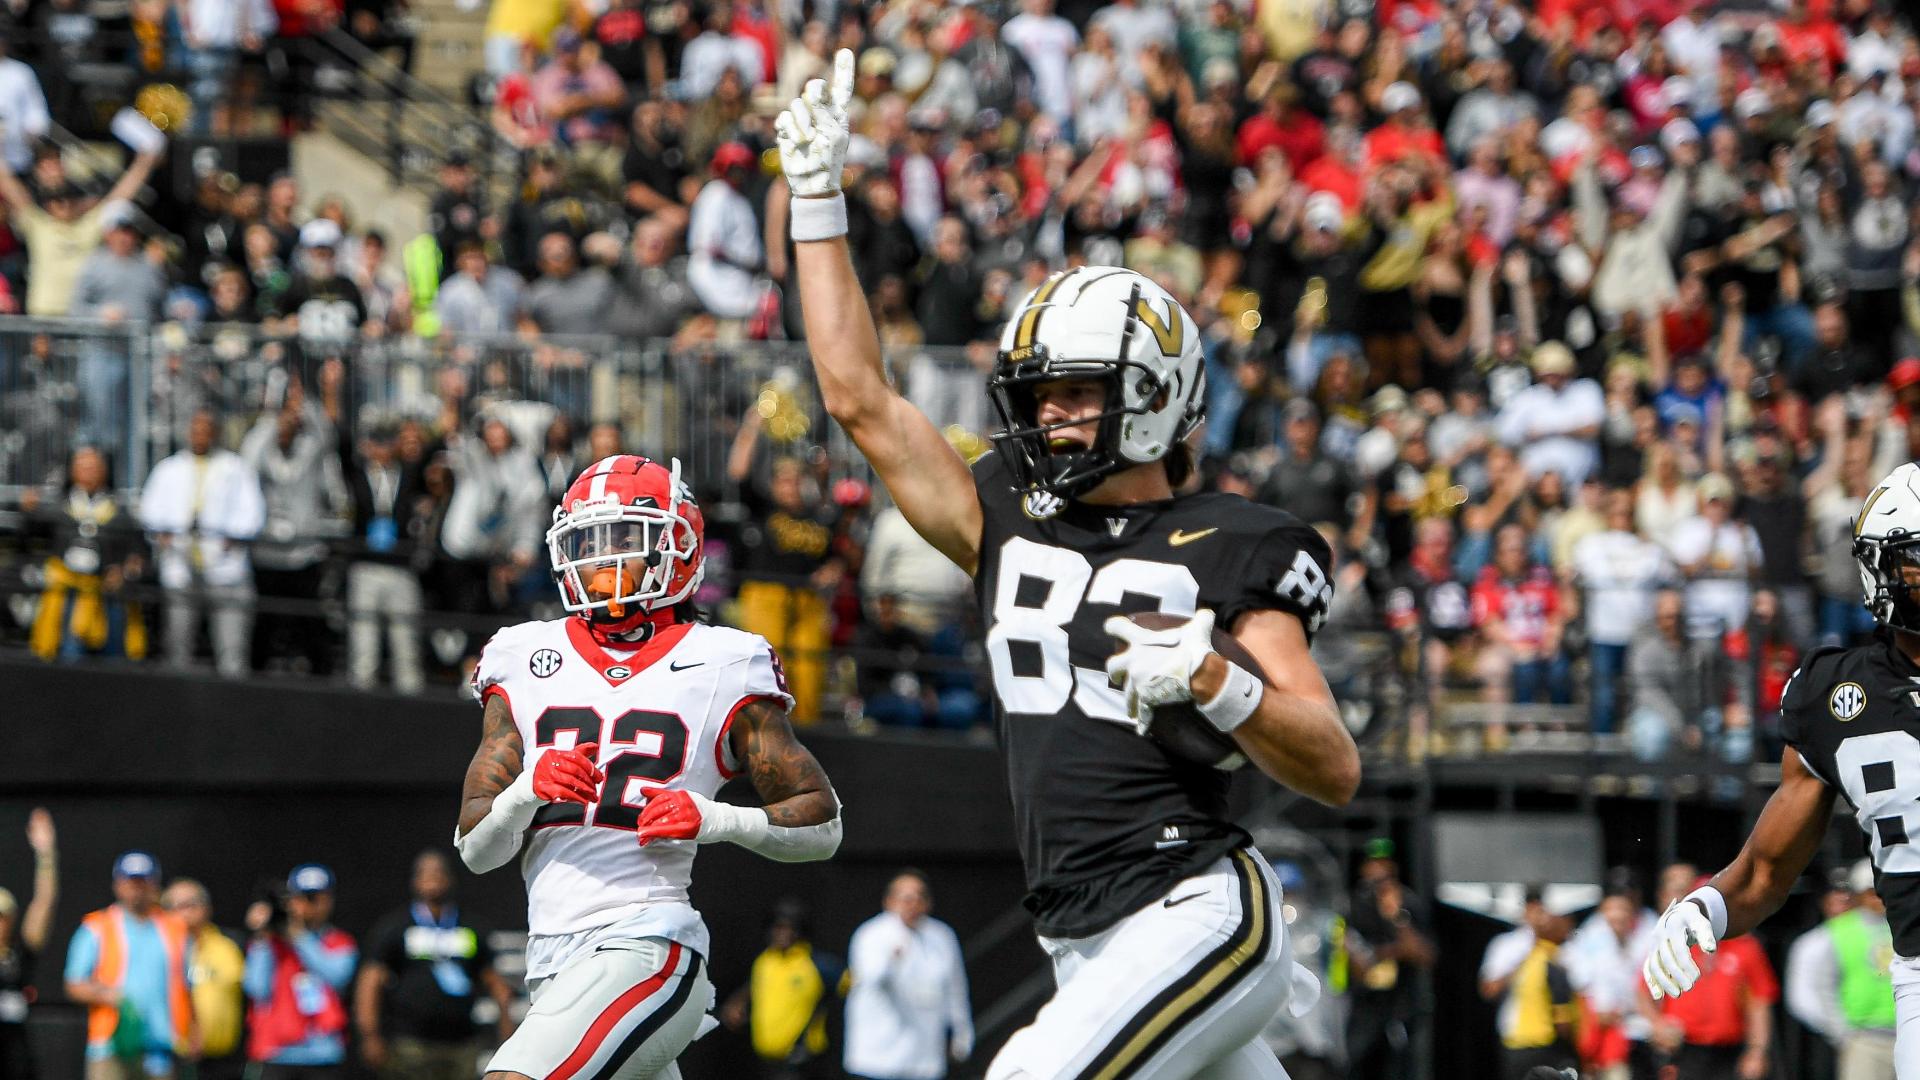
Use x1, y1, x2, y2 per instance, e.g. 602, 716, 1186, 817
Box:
290, 128, 430, 252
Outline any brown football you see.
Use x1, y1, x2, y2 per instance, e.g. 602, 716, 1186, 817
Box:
1116, 612, 1267, 771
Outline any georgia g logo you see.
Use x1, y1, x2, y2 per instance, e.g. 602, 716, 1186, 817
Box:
1831, 682, 1867, 721
530, 649, 564, 678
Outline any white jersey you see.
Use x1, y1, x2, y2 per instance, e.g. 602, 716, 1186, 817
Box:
472, 617, 792, 979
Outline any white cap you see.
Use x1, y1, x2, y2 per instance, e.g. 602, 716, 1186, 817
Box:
1660, 76, 1694, 110
1735, 88, 1772, 120
1806, 99, 1837, 128
100, 199, 139, 231
1660, 117, 1702, 150
1304, 191, 1344, 231
299, 218, 343, 249
1851, 857, 1876, 895
1381, 81, 1421, 114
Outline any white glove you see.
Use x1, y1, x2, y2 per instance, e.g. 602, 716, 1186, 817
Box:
1104, 609, 1218, 735
1643, 898, 1719, 1000
775, 48, 854, 198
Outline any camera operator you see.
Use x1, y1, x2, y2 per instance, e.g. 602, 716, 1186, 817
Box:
243, 866, 358, 1080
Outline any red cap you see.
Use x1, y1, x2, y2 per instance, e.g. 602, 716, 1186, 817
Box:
712, 142, 754, 174
1891, 357, 1920, 390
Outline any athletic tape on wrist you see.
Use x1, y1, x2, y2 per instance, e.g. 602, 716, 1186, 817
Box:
1684, 885, 1728, 940
790, 193, 848, 242
1197, 660, 1263, 733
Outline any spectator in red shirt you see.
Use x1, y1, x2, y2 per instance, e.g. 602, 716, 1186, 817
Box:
1471, 523, 1570, 707
1773, 0, 1844, 76
1300, 124, 1363, 210
1236, 81, 1324, 171
1364, 81, 1445, 175
1646, 876, 1777, 1080
1662, 273, 1714, 360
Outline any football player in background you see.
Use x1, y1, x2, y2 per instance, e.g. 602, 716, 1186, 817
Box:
778, 51, 1360, 1080
1645, 461, 1920, 1076
455, 455, 842, 1080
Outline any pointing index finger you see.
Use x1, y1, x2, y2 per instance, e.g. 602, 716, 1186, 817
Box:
832, 48, 855, 111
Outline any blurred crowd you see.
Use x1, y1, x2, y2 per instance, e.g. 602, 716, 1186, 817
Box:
1, 0, 1919, 756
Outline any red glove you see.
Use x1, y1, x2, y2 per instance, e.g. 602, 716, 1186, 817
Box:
635, 790, 702, 846
532, 742, 603, 805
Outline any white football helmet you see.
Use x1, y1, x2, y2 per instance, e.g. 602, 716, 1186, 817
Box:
988, 268, 1205, 499
1856, 462, 1920, 632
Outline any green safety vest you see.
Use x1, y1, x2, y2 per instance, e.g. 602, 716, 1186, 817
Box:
1828, 908, 1897, 1031
404, 233, 442, 339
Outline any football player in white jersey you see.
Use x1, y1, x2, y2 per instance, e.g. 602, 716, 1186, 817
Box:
454, 455, 843, 1080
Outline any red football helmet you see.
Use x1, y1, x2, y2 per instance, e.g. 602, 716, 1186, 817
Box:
546, 455, 705, 635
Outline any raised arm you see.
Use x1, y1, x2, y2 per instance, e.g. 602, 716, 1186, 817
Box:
1645, 748, 1834, 999
778, 50, 983, 574
0, 148, 36, 213
103, 150, 164, 211
22, 808, 56, 952
635, 697, 842, 861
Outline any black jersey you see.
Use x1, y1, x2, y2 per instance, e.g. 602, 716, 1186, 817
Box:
972, 452, 1334, 938
1781, 637, 1920, 957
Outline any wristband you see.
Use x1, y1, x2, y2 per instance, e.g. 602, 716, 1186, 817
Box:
1683, 884, 1728, 940
691, 791, 843, 863
1196, 659, 1264, 734
790, 192, 848, 242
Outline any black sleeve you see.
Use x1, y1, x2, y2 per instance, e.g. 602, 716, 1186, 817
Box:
369, 912, 407, 971
1779, 646, 1846, 785
1221, 520, 1335, 642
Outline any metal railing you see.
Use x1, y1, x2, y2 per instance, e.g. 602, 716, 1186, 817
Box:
0, 317, 992, 499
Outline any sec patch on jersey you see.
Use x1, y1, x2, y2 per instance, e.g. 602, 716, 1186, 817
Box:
1114, 612, 1267, 771
1831, 682, 1866, 720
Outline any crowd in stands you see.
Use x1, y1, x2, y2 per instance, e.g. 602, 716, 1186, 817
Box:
0, 0, 1917, 754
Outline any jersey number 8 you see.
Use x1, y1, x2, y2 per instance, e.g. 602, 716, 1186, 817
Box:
1837, 730, 1920, 875
985, 537, 1199, 726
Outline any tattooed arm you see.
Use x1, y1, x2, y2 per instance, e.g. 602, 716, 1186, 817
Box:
635, 697, 842, 861
454, 694, 541, 872
732, 698, 839, 828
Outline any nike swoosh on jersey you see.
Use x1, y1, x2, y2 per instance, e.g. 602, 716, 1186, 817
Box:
669, 661, 704, 671
1163, 891, 1207, 908
1168, 528, 1218, 547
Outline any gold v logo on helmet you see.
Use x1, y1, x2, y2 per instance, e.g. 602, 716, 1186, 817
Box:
1860, 486, 1890, 536
1135, 298, 1183, 357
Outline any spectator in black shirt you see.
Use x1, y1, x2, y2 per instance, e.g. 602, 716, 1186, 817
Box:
594, 0, 653, 99
852, 592, 937, 729
275, 220, 368, 339
1738, 442, 1812, 647
1794, 302, 1878, 404
337, 417, 430, 694
426, 151, 485, 279
0, 809, 55, 1080
915, 216, 984, 347
621, 99, 691, 228
1259, 400, 1357, 533
22, 445, 148, 662
505, 151, 592, 277
848, 172, 920, 293
353, 850, 513, 1080
727, 409, 843, 724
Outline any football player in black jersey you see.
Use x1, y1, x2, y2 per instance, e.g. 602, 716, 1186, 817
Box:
776, 52, 1361, 1080
1646, 461, 1920, 1075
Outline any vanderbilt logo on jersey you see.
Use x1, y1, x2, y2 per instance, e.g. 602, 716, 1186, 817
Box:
1023, 490, 1064, 520
1107, 518, 1127, 538
529, 649, 564, 678
1832, 682, 1867, 721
